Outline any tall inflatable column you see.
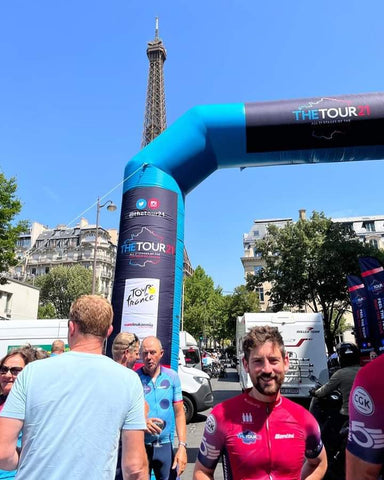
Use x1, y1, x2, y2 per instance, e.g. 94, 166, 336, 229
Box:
110, 163, 184, 370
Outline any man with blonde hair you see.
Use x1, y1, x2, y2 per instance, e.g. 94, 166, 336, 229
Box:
0, 295, 148, 480
50, 339, 65, 356
112, 332, 140, 369
112, 332, 143, 480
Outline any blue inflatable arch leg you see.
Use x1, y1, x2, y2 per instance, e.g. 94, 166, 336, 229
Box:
109, 92, 384, 369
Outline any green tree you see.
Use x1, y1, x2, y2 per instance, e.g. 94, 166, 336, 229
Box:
38, 302, 57, 319
36, 265, 93, 318
0, 173, 28, 283
183, 267, 259, 347
221, 285, 260, 341
183, 266, 225, 345
246, 211, 384, 354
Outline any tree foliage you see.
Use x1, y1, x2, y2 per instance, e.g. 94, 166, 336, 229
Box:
183, 266, 223, 341
246, 211, 384, 353
0, 174, 28, 283
36, 265, 92, 318
221, 285, 260, 340
183, 266, 259, 346
38, 302, 57, 319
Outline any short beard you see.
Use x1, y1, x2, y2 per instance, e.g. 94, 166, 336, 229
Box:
253, 373, 284, 397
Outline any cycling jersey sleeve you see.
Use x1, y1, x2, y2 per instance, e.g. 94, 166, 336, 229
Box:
347, 356, 384, 464
302, 408, 324, 459
197, 407, 224, 470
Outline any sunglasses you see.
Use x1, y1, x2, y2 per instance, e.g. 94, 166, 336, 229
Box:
127, 334, 139, 348
0, 366, 24, 376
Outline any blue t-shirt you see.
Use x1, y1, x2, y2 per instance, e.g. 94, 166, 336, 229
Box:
0, 351, 146, 480
137, 366, 183, 445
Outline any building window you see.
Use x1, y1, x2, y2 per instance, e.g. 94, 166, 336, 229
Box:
369, 239, 378, 248
256, 287, 264, 302
31, 268, 36, 275
363, 221, 375, 232
253, 248, 262, 258
253, 230, 259, 237
16, 238, 31, 248
341, 222, 354, 235
45, 267, 50, 274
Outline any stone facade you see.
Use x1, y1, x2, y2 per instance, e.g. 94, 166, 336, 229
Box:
12, 219, 117, 299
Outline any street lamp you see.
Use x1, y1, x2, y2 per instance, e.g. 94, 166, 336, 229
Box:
91, 197, 117, 295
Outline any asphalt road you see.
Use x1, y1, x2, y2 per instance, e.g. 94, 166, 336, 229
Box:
181, 368, 241, 480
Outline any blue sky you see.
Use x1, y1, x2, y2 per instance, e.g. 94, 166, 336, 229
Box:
1, 0, 384, 293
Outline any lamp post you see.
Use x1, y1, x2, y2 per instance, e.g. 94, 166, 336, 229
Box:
91, 197, 117, 295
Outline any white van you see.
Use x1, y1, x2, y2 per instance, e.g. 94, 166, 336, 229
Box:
179, 330, 202, 369
178, 349, 213, 423
0, 319, 68, 357
0, 320, 213, 423
236, 312, 329, 398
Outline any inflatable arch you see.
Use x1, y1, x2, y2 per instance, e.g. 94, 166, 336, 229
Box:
108, 92, 384, 369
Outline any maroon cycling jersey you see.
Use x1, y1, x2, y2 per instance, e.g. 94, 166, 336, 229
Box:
197, 391, 323, 480
347, 354, 384, 464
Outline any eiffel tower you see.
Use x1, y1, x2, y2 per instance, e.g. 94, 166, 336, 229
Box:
141, 19, 193, 279
141, 17, 167, 148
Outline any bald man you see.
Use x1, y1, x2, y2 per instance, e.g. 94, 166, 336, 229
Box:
137, 336, 187, 480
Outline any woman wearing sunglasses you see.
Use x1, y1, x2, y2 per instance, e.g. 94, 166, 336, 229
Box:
0, 347, 36, 479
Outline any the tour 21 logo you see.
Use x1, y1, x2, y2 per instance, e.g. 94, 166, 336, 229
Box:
120, 227, 175, 267
292, 97, 371, 122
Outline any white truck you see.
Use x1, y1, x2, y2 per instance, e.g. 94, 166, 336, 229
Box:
0, 320, 213, 423
179, 330, 202, 369
236, 312, 329, 398
0, 319, 69, 357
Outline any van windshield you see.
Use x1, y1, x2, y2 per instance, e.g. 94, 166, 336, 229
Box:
183, 347, 201, 368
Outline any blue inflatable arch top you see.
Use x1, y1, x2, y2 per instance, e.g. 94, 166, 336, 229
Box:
109, 92, 384, 369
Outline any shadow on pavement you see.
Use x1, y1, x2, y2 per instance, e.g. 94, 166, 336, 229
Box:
213, 389, 239, 405
192, 412, 208, 424
186, 447, 200, 464
216, 370, 239, 382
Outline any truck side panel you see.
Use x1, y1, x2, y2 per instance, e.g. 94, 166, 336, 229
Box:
0, 320, 68, 358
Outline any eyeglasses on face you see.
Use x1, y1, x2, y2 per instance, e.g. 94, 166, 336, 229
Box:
0, 366, 24, 376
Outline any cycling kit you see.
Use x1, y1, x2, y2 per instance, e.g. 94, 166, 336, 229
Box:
197, 391, 323, 480
137, 366, 183, 480
347, 354, 384, 465
137, 365, 183, 445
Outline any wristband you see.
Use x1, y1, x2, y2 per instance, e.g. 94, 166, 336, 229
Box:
178, 441, 187, 448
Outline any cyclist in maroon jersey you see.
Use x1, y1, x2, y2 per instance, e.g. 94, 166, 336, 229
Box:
346, 353, 384, 480
193, 325, 327, 480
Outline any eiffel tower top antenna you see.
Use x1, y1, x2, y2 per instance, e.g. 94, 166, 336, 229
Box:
155, 16, 159, 40
141, 17, 167, 148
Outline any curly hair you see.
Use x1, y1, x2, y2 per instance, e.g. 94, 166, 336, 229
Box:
242, 325, 285, 362
69, 295, 113, 338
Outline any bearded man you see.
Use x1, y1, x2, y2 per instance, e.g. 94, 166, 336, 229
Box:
193, 325, 327, 480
